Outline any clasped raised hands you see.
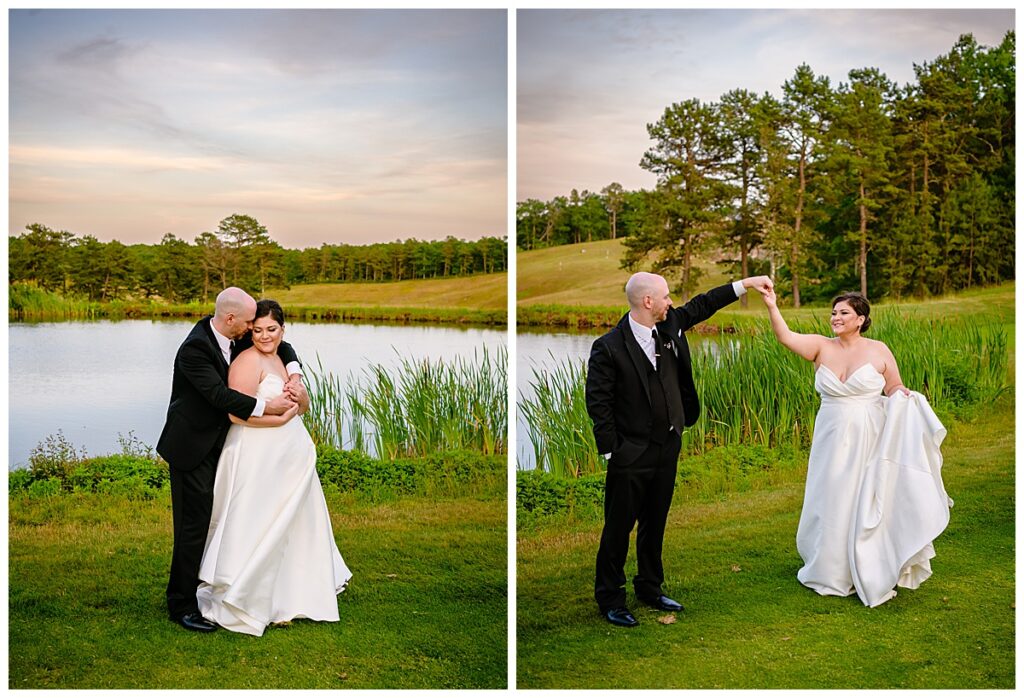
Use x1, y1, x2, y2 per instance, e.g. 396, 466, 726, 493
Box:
741, 275, 774, 296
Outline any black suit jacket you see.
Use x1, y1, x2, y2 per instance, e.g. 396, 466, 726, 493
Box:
156, 316, 300, 472
585, 283, 739, 467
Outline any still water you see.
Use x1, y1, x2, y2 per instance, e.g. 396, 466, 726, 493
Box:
9, 320, 506, 469
515, 328, 725, 470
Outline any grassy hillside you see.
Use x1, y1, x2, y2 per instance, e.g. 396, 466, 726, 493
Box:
268, 273, 508, 310
10, 273, 509, 325
515, 240, 1014, 332
516, 239, 731, 307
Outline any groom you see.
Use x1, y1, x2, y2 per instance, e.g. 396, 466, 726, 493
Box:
157, 287, 308, 632
585, 272, 772, 627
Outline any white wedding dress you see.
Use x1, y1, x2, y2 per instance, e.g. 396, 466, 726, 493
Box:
197, 373, 352, 636
796, 363, 951, 607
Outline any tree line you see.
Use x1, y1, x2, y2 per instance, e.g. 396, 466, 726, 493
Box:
517, 32, 1015, 305
9, 214, 507, 303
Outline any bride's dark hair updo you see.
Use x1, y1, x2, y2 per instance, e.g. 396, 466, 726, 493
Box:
255, 299, 285, 326
831, 292, 871, 333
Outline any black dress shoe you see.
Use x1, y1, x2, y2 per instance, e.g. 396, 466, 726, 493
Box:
604, 607, 639, 627
175, 611, 218, 632
642, 594, 684, 612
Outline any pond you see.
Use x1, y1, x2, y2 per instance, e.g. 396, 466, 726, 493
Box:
9, 320, 507, 469
515, 328, 726, 470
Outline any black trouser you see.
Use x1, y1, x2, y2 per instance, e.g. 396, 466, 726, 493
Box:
594, 431, 681, 612
166, 451, 218, 618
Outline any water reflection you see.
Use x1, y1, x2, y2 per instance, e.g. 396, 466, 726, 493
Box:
516, 329, 728, 470
9, 320, 506, 469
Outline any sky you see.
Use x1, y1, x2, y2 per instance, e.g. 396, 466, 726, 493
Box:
8, 9, 507, 247
517, 8, 1015, 201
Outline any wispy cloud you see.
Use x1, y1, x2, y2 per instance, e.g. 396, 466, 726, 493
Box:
517, 8, 1014, 200
9, 9, 506, 245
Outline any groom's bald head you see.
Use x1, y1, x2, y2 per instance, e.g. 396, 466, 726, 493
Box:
213, 287, 257, 339
625, 272, 672, 325
625, 272, 665, 310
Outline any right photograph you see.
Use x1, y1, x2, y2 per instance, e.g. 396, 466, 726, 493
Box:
515, 8, 1014, 690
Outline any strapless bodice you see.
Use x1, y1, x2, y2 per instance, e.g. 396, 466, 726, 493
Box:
255, 372, 286, 401
815, 363, 885, 404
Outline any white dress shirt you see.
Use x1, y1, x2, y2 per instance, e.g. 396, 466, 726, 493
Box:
601, 280, 747, 458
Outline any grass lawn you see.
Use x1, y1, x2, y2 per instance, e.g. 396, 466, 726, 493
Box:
516, 391, 1015, 689
516, 240, 1013, 333
268, 273, 508, 311
9, 491, 507, 689
516, 239, 733, 307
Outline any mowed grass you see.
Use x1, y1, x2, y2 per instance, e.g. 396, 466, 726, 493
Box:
517, 239, 731, 307
268, 273, 507, 311
9, 492, 506, 689
516, 240, 1013, 333
516, 392, 1014, 689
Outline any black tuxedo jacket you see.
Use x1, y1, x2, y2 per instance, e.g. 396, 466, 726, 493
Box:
585, 283, 739, 467
156, 316, 299, 472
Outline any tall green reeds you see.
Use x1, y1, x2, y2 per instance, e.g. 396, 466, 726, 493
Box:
521, 310, 1008, 475
518, 357, 601, 478
303, 345, 507, 458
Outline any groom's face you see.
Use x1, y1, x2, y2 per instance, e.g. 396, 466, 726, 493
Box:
225, 303, 257, 340
650, 278, 672, 322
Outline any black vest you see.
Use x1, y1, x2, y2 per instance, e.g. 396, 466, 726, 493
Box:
646, 332, 685, 444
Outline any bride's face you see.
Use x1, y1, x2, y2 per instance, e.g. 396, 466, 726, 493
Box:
251, 315, 284, 354
830, 301, 863, 336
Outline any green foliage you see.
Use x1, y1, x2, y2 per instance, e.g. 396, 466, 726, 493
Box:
316, 449, 504, 501
28, 430, 83, 482
516, 443, 808, 523
26, 477, 62, 499
10, 213, 508, 305
304, 345, 508, 458
516, 31, 1016, 303
518, 357, 601, 478
521, 310, 1008, 476
8, 291, 506, 325
516, 468, 605, 521
11, 435, 502, 502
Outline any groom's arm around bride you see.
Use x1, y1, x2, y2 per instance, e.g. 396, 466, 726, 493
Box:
157, 287, 299, 632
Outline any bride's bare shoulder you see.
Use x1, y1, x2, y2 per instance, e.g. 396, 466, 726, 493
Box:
228, 347, 261, 373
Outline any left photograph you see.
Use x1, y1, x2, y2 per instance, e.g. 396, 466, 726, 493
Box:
9, 9, 508, 690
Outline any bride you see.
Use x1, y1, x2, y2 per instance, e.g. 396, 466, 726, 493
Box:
197, 299, 352, 635
762, 289, 951, 607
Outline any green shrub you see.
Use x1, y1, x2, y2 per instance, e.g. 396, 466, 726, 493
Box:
518, 443, 811, 520
9, 468, 33, 493
27, 477, 62, 499
13, 433, 501, 501
28, 431, 82, 482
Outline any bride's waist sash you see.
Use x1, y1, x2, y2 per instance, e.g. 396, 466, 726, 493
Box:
818, 393, 884, 407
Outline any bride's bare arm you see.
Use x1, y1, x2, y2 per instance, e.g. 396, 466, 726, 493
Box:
761, 287, 825, 362
227, 351, 298, 427
879, 342, 911, 396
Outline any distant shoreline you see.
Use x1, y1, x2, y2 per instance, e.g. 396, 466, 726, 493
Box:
9, 302, 506, 326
